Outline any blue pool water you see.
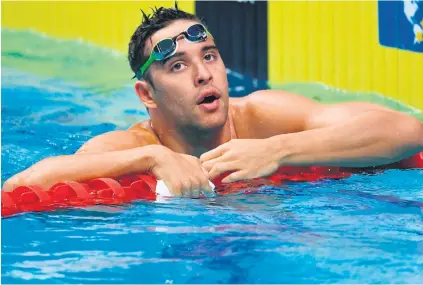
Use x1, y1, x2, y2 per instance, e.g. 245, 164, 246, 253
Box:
2, 67, 423, 284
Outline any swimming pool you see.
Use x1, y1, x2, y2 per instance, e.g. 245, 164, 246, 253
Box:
2, 29, 423, 283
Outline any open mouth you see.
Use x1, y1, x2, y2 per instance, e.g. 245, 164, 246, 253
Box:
199, 94, 218, 104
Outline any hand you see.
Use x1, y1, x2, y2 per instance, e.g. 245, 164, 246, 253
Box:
149, 145, 213, 198
200, 139, 281, 183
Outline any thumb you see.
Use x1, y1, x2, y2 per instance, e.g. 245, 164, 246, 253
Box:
201, 165, 209, 177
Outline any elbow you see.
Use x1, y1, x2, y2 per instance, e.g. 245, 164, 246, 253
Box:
3, 177, 17, 192
408, 119, 423, 149
3, 174, 26, 192
417, 121, 423, 149
3, 171, 49, 192
2, 158, 54, 192
395, 116, 423, 151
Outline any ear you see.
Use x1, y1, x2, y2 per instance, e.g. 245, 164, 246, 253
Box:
135, 80, 157, 110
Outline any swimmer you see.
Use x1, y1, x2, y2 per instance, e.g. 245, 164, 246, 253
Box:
3, 6, 423, 197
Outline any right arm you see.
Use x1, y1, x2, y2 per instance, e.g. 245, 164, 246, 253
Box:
2, 130, 157, 191
2, 129, 213, 197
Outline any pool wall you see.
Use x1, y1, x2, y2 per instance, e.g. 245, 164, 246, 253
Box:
2, 1, 422, 111
268, 1, 423, 110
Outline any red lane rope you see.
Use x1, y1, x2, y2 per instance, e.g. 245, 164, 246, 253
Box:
2, 152, 422, 218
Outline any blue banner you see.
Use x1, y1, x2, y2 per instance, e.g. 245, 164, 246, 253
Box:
378, 0, 423, 53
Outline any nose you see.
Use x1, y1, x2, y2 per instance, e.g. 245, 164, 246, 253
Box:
194, 62, 213, 87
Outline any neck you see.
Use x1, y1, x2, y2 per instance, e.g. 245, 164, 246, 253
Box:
150, 112, 233, 158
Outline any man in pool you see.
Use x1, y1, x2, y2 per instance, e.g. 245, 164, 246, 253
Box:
3, 6, 423, 197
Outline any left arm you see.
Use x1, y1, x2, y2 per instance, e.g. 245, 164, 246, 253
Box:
201, 90, 423, 182
277, 101, 423, 167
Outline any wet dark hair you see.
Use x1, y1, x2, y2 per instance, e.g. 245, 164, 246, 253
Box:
128, 3, 201, 84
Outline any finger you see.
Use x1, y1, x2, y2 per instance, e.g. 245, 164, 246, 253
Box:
191, 188, 201, 198
201, 180, 216, 198
180, 180, 192, 198
196, 159, 210, 177
181, 188, 191, 198
199, 143, 228, 163
221, 170, 247, 183
169, 180, 183, 196
201, 165, 209, 177
196, 162, 215, 195
199, 176, 213, 194
201, 154, 229, 172
189, 178, 201, 198
208, 162, 237, 181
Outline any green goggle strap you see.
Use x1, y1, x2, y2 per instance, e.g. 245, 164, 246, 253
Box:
137, 29, 212, 79
139, 52, 161, 77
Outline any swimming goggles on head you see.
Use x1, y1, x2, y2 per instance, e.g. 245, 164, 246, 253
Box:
136, 23, 211, 79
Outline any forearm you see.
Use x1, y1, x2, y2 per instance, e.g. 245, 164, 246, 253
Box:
275, 111, 423, 167
3, 146, 156, 191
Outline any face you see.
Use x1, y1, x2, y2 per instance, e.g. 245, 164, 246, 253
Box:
136, 20, 229, 131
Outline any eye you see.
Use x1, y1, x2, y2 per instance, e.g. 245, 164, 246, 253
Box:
170, 62, 186, 72
204, 53, 216, 62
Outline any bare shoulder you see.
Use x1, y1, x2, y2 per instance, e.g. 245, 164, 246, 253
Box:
245, 89, 317, 106
230, 89, 318, 112
76, 120, 159, 154
229, 89, 319, 138
230, 90, 409, 135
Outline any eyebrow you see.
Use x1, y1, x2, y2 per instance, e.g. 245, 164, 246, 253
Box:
202, 45, 218, 52
161, 52, 185, 65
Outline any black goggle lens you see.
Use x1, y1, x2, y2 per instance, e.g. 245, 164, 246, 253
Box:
186, 24, 207, 41
154, 38, 176, 57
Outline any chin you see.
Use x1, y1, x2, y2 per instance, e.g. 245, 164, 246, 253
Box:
196, 112, 227, 131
